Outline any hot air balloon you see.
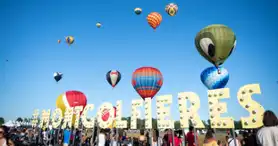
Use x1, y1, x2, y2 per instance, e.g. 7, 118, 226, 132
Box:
132, 67, 163, 100
54, 72, 63, 82
58, 39, 61, 44
200, 66, 229, 90
101, 106, 117, 129
106, 70, 121, 88
147, 12, 162, 30
65, 36, 74, 45
96, 22, 101, 28
56, 91, 87, 125
165, 3, 178, 16
195, 24, 236, 73
134, 8, 142, 15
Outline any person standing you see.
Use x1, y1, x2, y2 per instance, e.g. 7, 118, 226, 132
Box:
138, 129, 146, 146
169, 131, 182, 146
42, 128, 48, 146
152, 129, 159, 146
105, 132, 110, 146
257, 110, 278, 146
162, 129, 169, 146
63, 127, 71, 146
98, 129, 106, 146
203, 129, 218, 146
0, 126, 8, 146
111, 134, 117, 146
186, 126, 198, 146
227, 132, 241, 146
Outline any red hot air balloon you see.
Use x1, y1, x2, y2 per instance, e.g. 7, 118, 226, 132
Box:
132, 67, 163, 100
56, 91, 87, 114
56, 90, 87, 125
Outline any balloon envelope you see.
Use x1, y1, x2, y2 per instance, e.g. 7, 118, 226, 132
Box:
195, 24, 236, 67
165, 3, 178, 16
147, 12, 162, 30
54, 72, 63, 82
56, 90, 87, 125
134, 8, 142, 15
200, 66, 229, 89
106, 70, 121, 88
65, 36, 74, 45
96, 22, 101, 28
132, 67, 163, 100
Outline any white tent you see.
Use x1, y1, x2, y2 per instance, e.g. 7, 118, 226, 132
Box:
3, 120, 15, 127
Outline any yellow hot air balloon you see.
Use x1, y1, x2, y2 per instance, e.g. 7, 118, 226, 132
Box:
96, 22, 101, 28
65, 36, 74, 45
56, 91, 87, 126
165, 3, 178, 16
58, 39, 61, 44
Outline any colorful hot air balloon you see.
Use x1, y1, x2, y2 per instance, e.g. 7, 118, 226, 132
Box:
195, 24, 236, 70
56, 91, 87, 125
132, 67, 163, 100
54, 72, 63, 82
106, 70, 121, 88
200, 66, 229, 90
165, 3, 178, 16
147, 12, 162, 30
101, 106, 117, 128
65, 36, 74, 45
96, 22, 101, 28
134, 7, 142, 15
58, 39, 61, 44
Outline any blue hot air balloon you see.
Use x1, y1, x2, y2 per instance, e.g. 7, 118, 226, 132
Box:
200, 66, 229, 89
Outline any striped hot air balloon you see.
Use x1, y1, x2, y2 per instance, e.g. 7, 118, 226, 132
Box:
65, 36, 74, 45
56, 90, 87, 125
132, 67, 163, 100
200, 66, 229, 89
165, 3, 178, 16
147, 12, 162, 30
106, 70, 121, 88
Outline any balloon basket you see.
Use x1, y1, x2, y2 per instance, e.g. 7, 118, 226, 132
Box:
217, 68, 221, 74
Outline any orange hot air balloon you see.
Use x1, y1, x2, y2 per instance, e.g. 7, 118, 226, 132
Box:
147, 12, 162, 30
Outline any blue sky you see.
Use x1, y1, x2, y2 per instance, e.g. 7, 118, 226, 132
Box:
1, 0, 278, 122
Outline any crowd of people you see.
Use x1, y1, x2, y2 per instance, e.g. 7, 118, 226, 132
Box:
0, 110, 277, 146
